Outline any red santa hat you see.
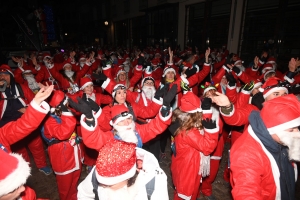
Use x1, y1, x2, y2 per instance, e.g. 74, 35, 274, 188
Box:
261, 63, 274, 74
0, 150, 31, 197
62, 62, 72, 70
95, 139, 136, 185
112, 84, 126, 97
267, 57, 276, 65
162, 66, 176, 77
174, 57, 183, 66
202, 82, 219, 96
260, 94, 300, 134
151, 58, 160, 67
179, 91, 202, 113
181, 61, 192, 70
253, 79, 262, 89
49, 90, 66, 108
258, 77, 288, 99
79, 54, 86, 61
141, 76, 155, 87
110, 104, 132, 126
80, 77, 93, 90
0, 64, 14, 76
43, 53, 51, 61
116, 68, 126, 79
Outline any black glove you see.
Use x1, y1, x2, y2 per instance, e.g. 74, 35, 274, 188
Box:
154, 85, 169, 100
232, 66, 241, 74
160, 106, 171, 117
92, 73, 107, 82
163, 84, 178, 107
201, 118, 216, 129
137, 56, 145, 66
101, 60, 111, 68
251, 92, 264, 110
201, 98, 212, 110
185, 67, 197, 79
68, 97, 93, 119
168, 118, 181, 136
86, 98, 100, 112
225, 72, 236, 87
290, 84, 300, 94
58, 98, 68, 112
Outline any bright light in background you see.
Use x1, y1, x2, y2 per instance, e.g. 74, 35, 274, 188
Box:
104, 21, 108, 26
65, 33, 68, 36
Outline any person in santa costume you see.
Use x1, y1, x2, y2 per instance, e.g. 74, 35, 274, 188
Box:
230, 94, 300, 199
168, 90, 219, 200
0, 64, 52, 176
42, 90, 83, 200
77, 139, 168, 200
67, 91, 174, 151
90, 73, 170, 131
0, 84, 53, 200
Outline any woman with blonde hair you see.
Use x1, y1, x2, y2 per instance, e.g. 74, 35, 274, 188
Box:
169, 90, 219, 200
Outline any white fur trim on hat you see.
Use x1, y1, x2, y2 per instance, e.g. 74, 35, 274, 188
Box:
203, 86, 217, 95
110, 113, 133, 126
0, 153, 31, 197
95, 162, 136, 185
80, 81, 93, 90
263, 87, 288, 99
112, 84, 126, 97
267, 117, 300, 135
63, 63, 72, 69
185, 107, 202, 113
254, 82, 262, 89
162, 68, 176, 77
264, 70, 275, 80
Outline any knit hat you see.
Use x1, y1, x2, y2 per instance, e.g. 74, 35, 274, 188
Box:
258, 77, 288, 99
260, 94, 300, 134
0, 64, 14, 76
179, 91, 202, 113
141, 76, 155, 87
95, 139, 137, 185
0, 150, 31, 197
80, 77, 93, 90
162, 66, 176, 77
112, 84, 126, 98
110, 104, 132, 126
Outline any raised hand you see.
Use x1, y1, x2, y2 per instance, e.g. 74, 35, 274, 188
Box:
33, 85, 54, 105
68, 97, 93, 119
211, 91, 231, 107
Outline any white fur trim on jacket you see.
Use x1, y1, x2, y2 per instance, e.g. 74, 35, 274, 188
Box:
30, 100, 50, 114
248, 125, 281, 199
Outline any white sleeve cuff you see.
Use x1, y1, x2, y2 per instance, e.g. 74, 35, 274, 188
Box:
101, 78, 110, 89
158, 107, 172, 122
30, 100, 50, 114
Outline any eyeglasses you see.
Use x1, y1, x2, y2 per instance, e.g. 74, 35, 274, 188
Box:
112, 111, 129, 122
113, 85, 126, 92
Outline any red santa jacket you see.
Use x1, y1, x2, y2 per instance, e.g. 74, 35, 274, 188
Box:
48, 63, 91, 92
43, 111, 83, 175
80, 107, 172, 151
0, 100, 50, 152
171, 109, 219, 198
230, 125, 279, 199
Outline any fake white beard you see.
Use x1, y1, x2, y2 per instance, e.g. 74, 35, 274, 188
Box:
124, 64, 130, 72
276, 131, 300, 162
80, 62, 85, 68
235, 64, 245, 72
114, 122, 138, 144
142, 85, 156, 100
24, 75, 39, 90
65, 70, 74, 78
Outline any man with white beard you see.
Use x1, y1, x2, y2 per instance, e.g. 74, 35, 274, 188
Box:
229, 94, 300, 200
77, 139, 169, 200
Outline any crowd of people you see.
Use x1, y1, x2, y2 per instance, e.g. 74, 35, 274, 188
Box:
0, 43, 300, 200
